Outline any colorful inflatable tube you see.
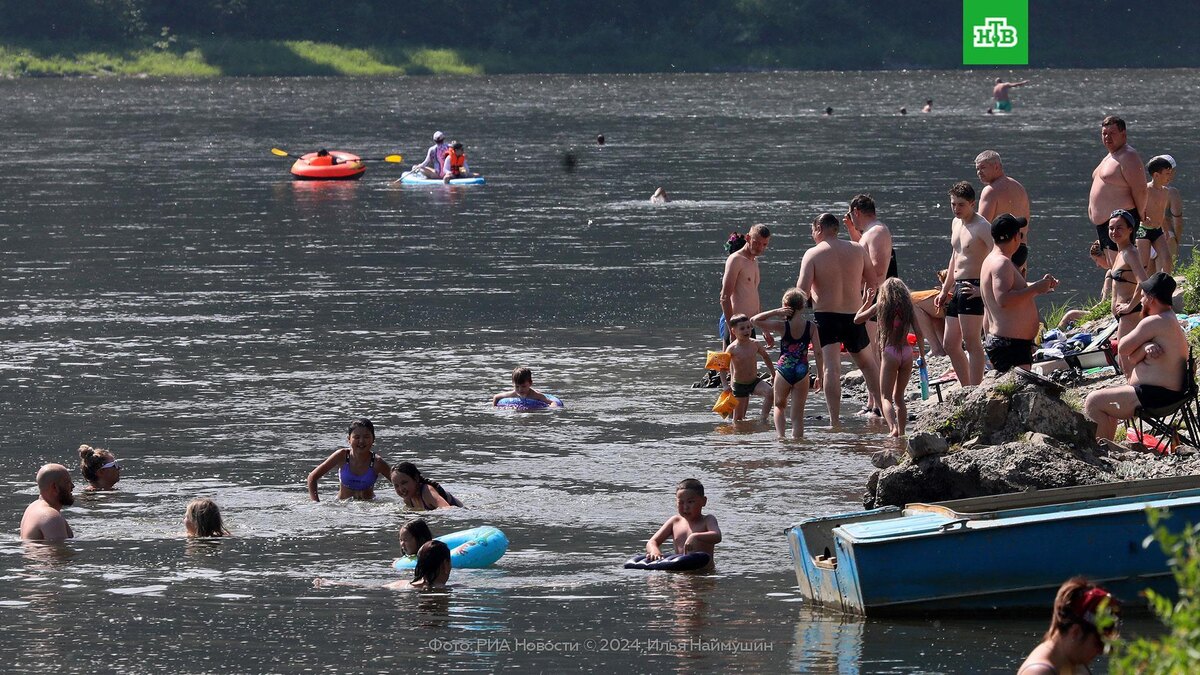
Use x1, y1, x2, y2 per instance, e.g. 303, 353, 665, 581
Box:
624, 552, 711, 572
290, 151, 366, 180
393, 526, 509, 570
495, 394, 564, 410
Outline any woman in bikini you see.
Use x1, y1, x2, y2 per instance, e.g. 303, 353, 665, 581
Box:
391, 462, 463, 510
751, 288, 822, 440
1108, 209, 1150, 374
306, 418, 393, 501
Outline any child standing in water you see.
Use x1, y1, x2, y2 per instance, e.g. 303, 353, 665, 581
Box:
645, 479, 721, 567
723, 314, 775, 422
856, 278, 923, 437
491, 367, 553, 406
752, 288, 823, 439
306, 418, 393, 501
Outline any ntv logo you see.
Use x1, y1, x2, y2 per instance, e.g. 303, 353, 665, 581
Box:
973, 17, 1018, 48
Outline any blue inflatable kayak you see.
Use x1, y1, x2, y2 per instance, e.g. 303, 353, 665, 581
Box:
398, 171, 486, 186
624, 552, 711, 572
495, 394, 563, 410
394, 526, 509, 570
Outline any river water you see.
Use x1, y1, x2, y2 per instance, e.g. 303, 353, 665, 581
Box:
1, 70, 1196, 672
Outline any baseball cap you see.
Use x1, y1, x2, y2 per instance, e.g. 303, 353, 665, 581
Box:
1140, 272, 1177, 305
990, 213, 1027, 243
433, 131, 445, 142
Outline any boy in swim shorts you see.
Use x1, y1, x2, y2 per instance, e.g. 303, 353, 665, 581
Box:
1140, 156, 1174, 274
723, 314, 775, 422
645, 478, 721, 565
491, 366, 553, 406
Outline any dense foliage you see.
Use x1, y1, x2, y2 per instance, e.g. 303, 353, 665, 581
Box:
0, 0, 1197, 73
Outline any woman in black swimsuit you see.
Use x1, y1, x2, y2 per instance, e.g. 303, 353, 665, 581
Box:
1108, 209, 1149, 373
391, 462, 463, 511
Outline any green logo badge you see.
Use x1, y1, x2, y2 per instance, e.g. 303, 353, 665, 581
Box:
963, 0, 1028, 65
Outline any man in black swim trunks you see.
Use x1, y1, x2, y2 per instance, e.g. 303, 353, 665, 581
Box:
936, 182, 992, 386
1088, 115, 1147, 267
845, 193, 895, 414
1085, 272, 1190, 442
980, 214, 1058, 373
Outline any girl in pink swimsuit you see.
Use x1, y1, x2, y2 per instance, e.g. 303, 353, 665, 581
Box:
856, 278, 924, 437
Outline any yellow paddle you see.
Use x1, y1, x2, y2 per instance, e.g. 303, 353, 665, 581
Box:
270, 148, 402, 162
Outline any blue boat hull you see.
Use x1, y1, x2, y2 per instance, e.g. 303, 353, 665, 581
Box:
787, 476, 1200, 616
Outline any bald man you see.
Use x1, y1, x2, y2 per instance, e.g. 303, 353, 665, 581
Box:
19, 464, 75, 541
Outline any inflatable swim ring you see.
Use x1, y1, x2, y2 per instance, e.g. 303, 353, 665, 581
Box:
624, 552, 711, 572
290, 151, 366, 180
393, 526, 509, 570
398, 171, 486, 186
495, 394, 564, 410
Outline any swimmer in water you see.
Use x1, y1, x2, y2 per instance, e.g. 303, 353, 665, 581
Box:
391, 462, 463, 510
184, 498, 230, 537
650, 187, 670, 203
921, 99, 932, 113
397, 518, 434, 557
385, 540, 452, 590
645, 478, 721, 568
491, 366, 553, 406
306, 418, 393, 502
78, 444, 122, 491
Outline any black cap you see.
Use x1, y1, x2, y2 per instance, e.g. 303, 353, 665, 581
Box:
991, 213, 1027, 243
1140, 272, 1177, 306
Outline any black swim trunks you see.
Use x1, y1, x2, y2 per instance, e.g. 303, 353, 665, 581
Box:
813, 311, 870, 354
1136, 225, 1165, 242
984, 334, 1034, 372
1095, 207, 1141, 252
886, 249, 898, 279
1135, 383, 1188, 410
731, 380, 758, 398
946, 278, 984, 318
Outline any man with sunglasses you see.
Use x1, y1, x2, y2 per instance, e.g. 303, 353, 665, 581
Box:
19, 463, 75, 541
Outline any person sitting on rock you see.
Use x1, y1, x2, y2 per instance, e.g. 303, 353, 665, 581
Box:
1083, 272, 1189, 442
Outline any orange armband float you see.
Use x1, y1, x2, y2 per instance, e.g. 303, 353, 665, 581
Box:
712, 390, 737, 418
705, 351, 731, 371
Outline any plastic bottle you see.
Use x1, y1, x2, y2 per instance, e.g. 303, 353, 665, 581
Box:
909, 333, 930, 400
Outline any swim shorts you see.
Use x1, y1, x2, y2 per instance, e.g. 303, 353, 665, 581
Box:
945, 279, 984, 318
984, 334, 1034, 372
1136, 225, 1164, 242
995, 100, 1013, 112
813, 311, 870, 354
731, 381, 758, 398
1135, 383, 1188, 410
1095, 208, 1140, 252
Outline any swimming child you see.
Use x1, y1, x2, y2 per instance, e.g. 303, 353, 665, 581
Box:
645, 479, 721, 566
491, 367, 553, 406
391, 462, 463, 510
856, 278, 923, 437
184, 498, 229, 537
78, 444, 121, 491
751, 288, 823, 439
1141, 156, 1175, 274
385, 540, 453, 590
398, 518, 434, 557
306, 418, 393, 502
723, 314, 775, 422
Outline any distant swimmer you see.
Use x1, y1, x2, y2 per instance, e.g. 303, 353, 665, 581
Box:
1088, 115, 1147, 267
823, 107, 833, 116
992, 77, 1029, 112
1141, 156, 1175, 273
921, 99, 932, 113
596, 134, 605, 146
19, 464, 74, 541
899, 107, 908, 115
184, 498, 230, 537
650, 187, 670, 203
936, 181, 992, 387
491, 366, 553, 406
975, 150, 1031, 273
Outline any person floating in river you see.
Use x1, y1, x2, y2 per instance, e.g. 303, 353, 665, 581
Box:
492, 366, 553, 407
391, 462, 463, 510
78, 444, 121, 491
306, 418, 393, 501
645, 478, 721, 568
184, 498, 230, 537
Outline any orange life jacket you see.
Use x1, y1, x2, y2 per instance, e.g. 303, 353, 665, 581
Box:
310, 155, 334, 166
446, 151, 466, 172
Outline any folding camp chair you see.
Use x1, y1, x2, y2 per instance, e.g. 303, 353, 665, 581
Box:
1129, 350, 1200, 452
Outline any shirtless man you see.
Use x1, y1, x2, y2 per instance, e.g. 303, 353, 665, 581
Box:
797, 212, 881, 424
1084, 273, 1190, 442
936, 181, 992, 387
845, 194, 893, 414
981, 214, 1058, 374
992, 78, 1029, 112
19, 464, 75, 541
720, 224, 773, 348
975, 150, 1031, 273
1088, 115, 1147, 267
1152, 155, 1185, 261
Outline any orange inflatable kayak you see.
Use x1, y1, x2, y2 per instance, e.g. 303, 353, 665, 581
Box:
290, 151, 365, 180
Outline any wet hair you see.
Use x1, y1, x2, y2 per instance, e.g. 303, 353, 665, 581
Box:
748, 223, 770, 239
677, 478, 704, 496
876, 278, 916, 349
728, 313, 750, 326
849, 194, 876, 216
400, 518, 434, 549
412, 540, 452, 586
974, 150, 1001, 166
948, 181, 976, 203
725, 232, 746, 254
347, 418, 375, 438
391, 462, 457, 505
1101, 115, 1126, 132
185, 498, 228, 537
815, 212, 840, 231
782, 288, 808, 311
1045, 576, 1120, 642
78, 444, 114, 485
824, 107, 833, 115
512, 366, 533, 385
1089, 240, 1103, 258
1147, 157, 1172, 175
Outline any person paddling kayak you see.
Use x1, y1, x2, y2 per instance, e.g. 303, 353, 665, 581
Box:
412, 131, 449, 179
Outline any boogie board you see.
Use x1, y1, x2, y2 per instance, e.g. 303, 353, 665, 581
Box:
398, 171, 486, 186
624, 552, 711, 572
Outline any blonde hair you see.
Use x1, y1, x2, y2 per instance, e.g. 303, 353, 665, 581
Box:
185, 498, 229, 537
782, 287, 808, 311
876, 278, 916, 348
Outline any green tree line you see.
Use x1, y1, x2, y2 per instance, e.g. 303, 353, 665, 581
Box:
0, 0, 1196, 73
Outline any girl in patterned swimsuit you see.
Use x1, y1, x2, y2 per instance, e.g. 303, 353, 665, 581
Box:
856, 278, 923, 437
752, 288, 822, 440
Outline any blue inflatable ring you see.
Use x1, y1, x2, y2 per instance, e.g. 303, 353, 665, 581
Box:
495, 394, 564, 410
624, 552, 711, 572
393, 526, 509, 570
